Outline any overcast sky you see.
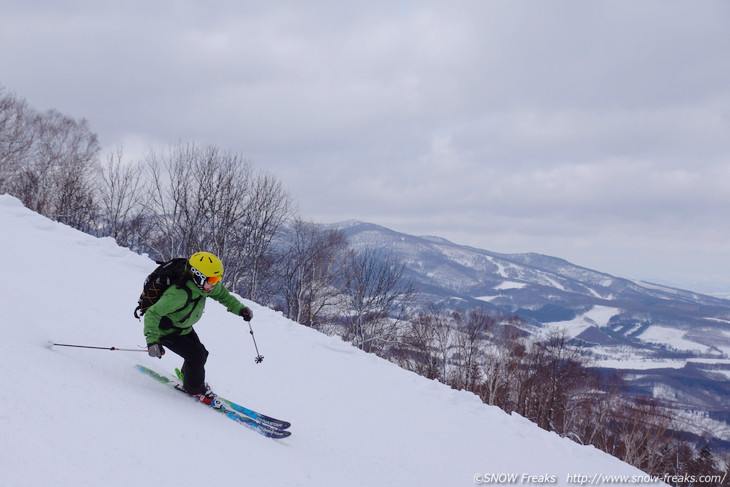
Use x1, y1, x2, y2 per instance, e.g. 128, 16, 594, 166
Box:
2, 1, 730, 294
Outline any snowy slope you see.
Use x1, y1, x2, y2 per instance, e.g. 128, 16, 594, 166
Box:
0, 194, 663, 487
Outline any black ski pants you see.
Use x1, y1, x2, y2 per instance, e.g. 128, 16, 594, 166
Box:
159, 329, 209, 395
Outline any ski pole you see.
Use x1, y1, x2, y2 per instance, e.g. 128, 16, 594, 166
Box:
247, 322, 264, 364
48, 342, 148, 352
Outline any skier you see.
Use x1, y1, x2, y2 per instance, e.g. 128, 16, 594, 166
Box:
144, 251, 254, 404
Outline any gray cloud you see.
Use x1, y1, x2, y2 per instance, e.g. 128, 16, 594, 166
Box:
2, 0, 730, 293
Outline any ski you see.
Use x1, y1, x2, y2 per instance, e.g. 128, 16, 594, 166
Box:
174, 367, 291, 430
219, 398, 291, 430
136, 365, 291, 439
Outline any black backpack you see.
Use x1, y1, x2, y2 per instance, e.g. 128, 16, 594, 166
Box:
134, 258, 189, 319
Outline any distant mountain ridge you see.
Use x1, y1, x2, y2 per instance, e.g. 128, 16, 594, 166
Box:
328, 220, 729, 323
325, 220, 730, 445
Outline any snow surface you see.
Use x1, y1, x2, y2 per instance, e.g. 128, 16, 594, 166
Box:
639, 326, 712, 354
494, 280, 528, 291
540, 305, 621, 340
0, 194, 664, 487
592, 358, 687, 370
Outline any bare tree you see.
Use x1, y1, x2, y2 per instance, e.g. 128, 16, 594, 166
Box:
0, 86, 34, 190
96, 148, 150, 249
614, 397, 674, 472
396, 307, 451, 380
1, 87, 100, 234
144, 142, 292, 298
227, 170, 293, 301
145, 142, 252, 259
277, 220, 348, 327
339, 248, 415, 352
530, 332, 591, 432
477, 340, 510, 406
450, 309, 495, 392
10, 108, 99, 231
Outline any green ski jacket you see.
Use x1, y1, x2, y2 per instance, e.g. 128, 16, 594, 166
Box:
143, 278, 246, 345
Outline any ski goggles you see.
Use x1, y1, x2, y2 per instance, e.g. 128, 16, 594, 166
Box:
190, 266, 222, 288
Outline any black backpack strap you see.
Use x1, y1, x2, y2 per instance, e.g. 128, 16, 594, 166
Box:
134, 259, 186, 319
172, 282, 203, 324
135, 279, 196, 322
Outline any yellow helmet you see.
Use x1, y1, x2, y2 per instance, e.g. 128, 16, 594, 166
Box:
188, 251, 224, 289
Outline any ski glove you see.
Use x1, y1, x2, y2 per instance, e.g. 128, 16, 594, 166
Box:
148, 343, 165, 359
240, 306, 253, 322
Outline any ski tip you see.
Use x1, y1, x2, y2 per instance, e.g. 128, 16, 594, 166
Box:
262, 429, 292, 439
